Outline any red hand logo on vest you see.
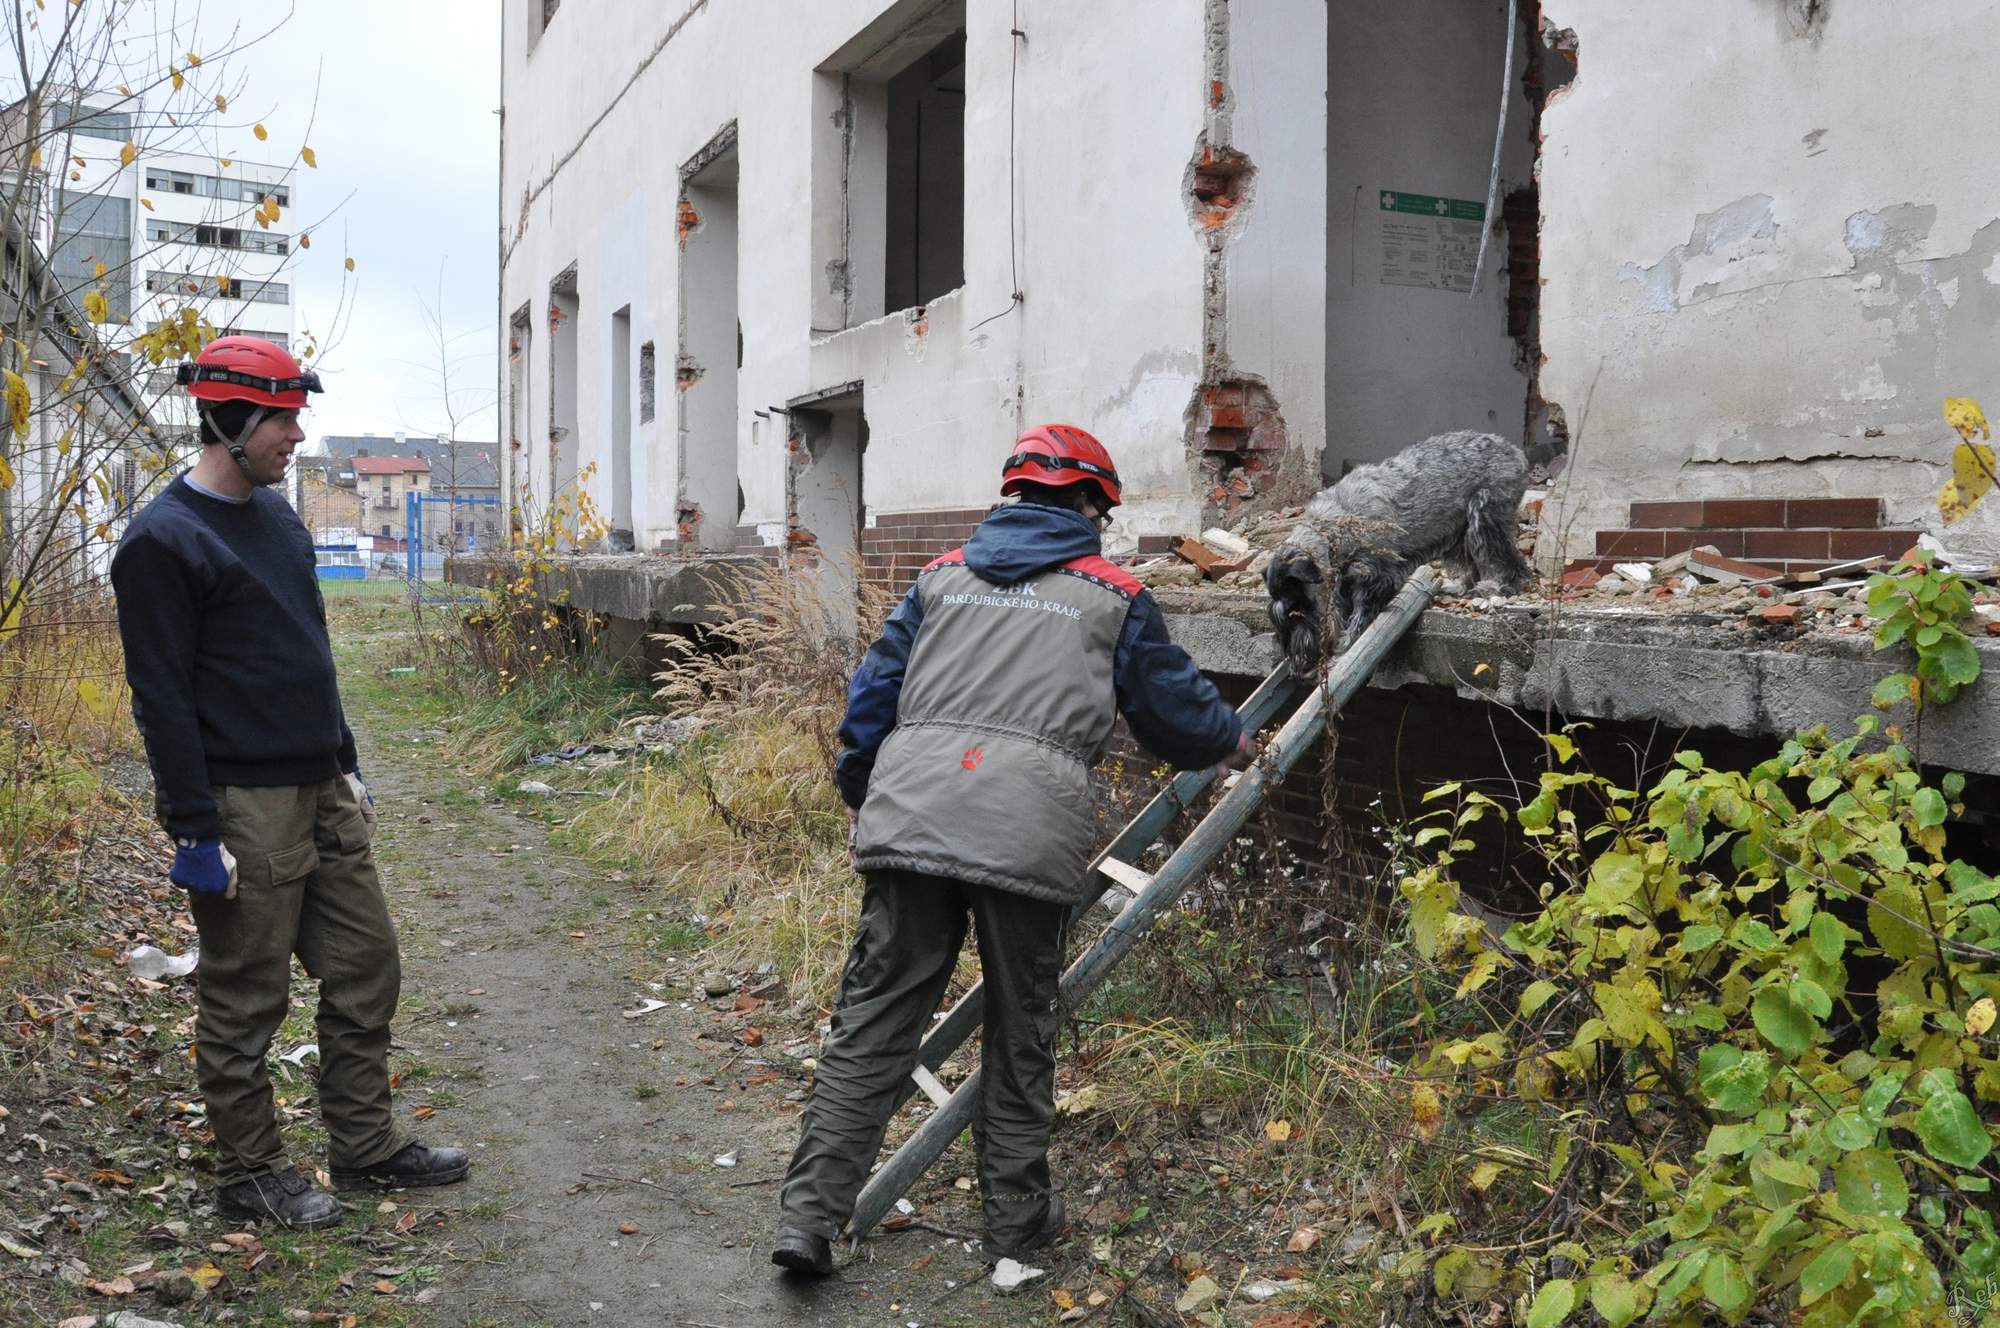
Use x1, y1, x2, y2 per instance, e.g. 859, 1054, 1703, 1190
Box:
961, 746, 984, 771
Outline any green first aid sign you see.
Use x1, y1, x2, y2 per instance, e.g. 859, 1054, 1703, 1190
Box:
1379, 190, 1486, 222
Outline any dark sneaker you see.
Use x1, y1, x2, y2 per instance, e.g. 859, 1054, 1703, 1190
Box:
217, 1167, 345, 1231
991, 1194, 1066, 1262
771, 1226, 834, 1277
330, 1142, 470, 1192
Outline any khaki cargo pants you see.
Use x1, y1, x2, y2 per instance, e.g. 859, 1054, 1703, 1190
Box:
186, 776, 406, 1185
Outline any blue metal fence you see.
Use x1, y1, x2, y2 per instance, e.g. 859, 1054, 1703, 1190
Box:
406, 490, 501, 602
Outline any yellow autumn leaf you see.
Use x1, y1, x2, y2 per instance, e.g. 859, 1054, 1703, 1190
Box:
344, 257, 356, 272
92, 261, 105, 278
119, 141, 135, 167
56, 430, 71, 456
116, 84, 130, 96
3, 371, 30, 441
218, 157, 231, 168
1264, 1119, 1293, 1144
1467, 1160, 1503, 1193
298, 233, 311, 249
1947, 396, 1991, 443
1051, 1289, 1075, 1311
301, 146, 317, 168
1969, 998, 1997, 1038
1940, 442, 1999, 525
213, 93, 227, 113
186, 1262, 225, 1291
94, 522, 111, 540
1411, 1082, 1444, 1141
0, 453, 14, 491
29, 148, 40, 168
139, 197, 154, 211
83, 289, 108, 324
186, 51, 202, 67
169, 66, 184, 91
76, 678, 114, 721
252, 122, 268, 141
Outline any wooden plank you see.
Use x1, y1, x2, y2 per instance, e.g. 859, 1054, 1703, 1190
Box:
909, 1064, 951, 1108
846, 568, 1442, 1239
1095, 857, 1153, 896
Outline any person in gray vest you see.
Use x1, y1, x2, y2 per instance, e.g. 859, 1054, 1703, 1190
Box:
773, 424, 1248, 1276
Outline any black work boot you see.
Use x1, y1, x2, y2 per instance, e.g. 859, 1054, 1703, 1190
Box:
992, 1194, 1066, 1262
331, 1141, 471, 1192
217, 1166, 344, 1230
771, 1225, 834, 1277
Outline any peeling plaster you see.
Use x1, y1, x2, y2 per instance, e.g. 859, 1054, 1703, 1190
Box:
1616, 195, 1780, 313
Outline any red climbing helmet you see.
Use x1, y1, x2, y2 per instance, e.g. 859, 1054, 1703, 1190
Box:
1000, 423, 1122, 508
176, 335, 323, 408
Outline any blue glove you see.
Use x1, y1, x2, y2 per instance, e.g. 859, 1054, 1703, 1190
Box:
170, 838, 238, 896
345, 769, 375, 823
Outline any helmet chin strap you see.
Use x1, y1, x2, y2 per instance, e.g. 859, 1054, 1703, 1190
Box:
202, 404, 272, 487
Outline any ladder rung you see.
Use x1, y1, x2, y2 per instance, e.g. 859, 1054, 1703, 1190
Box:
909, 1063, 952, 1108
1096, 857, 1154, 896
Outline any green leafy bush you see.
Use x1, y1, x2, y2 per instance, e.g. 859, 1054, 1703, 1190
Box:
1866, 549, 1984, 712
1401, 716, 2000, 1326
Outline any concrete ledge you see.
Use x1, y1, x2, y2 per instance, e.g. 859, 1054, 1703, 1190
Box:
1155, 590, 2000, 777
448, 553, 761, 627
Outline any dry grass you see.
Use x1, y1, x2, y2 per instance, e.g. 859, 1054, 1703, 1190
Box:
573, 561, 898, 1005
0, 594, 145, 989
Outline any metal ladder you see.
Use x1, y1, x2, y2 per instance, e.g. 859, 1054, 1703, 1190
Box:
846, 566, 1442, 1239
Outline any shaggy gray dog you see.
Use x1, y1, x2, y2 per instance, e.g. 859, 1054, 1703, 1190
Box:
1265, 430, 1530, 672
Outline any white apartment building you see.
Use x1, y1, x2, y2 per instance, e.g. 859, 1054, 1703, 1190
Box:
499, 1, 2000, 584
47, 94, 299, 438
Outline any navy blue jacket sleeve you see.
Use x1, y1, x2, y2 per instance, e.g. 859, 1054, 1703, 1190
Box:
111, 531, 222, 840
834, 583, 926, 807
1113, 590, 1241, 769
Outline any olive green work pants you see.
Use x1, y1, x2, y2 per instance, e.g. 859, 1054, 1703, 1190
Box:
186, 776, 406, 1185
780, 867, 1067, 1254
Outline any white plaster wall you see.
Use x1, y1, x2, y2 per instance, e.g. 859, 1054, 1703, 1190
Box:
1225, 0, 1328, 481
499, 0, 1216, 550
1322, 0, 1534, 474
1538, 1, 2000, 561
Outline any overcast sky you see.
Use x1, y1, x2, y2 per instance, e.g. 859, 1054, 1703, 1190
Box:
187, 0, 501, 447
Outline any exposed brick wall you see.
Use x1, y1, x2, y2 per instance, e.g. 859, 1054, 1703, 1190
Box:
1101, 679, 1801, 915
729, 525, 783, 562
860, 508, 990, 590
1584, 496, 1919, 575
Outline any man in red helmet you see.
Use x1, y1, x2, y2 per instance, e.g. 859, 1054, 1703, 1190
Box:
773, 424, 1247, 1276
110, 337, 467, 1230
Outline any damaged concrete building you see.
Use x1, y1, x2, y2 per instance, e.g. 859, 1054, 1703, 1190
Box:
497, 1, 2000, 863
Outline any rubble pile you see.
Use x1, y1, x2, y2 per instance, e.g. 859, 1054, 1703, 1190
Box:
1126, 507, 1305, 592
1126, 500, 2000, 639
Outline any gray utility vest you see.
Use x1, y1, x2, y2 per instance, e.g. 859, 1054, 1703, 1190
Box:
853, 549, 1143, 905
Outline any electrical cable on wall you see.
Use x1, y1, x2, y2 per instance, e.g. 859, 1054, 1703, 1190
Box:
969, 1, 1025, 333
1468, 0, 1518, 300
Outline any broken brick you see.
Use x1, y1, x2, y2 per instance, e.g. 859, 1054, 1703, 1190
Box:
1686, 548, 1783, 584
1175, 537, 1222, 572
1757, 603, 1802, 624
1559, 567, 1600, 591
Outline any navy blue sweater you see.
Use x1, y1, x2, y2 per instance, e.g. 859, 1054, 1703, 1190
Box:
835, 503, 1241, 808
110, 475, 357, 839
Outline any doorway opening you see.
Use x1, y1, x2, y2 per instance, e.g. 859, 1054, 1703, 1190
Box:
678, 127, 741, 550
1322, 0, 1570, 478
788, 383, 868, 632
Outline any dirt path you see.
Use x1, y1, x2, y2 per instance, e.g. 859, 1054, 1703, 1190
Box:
341, 664, 1025, 1326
